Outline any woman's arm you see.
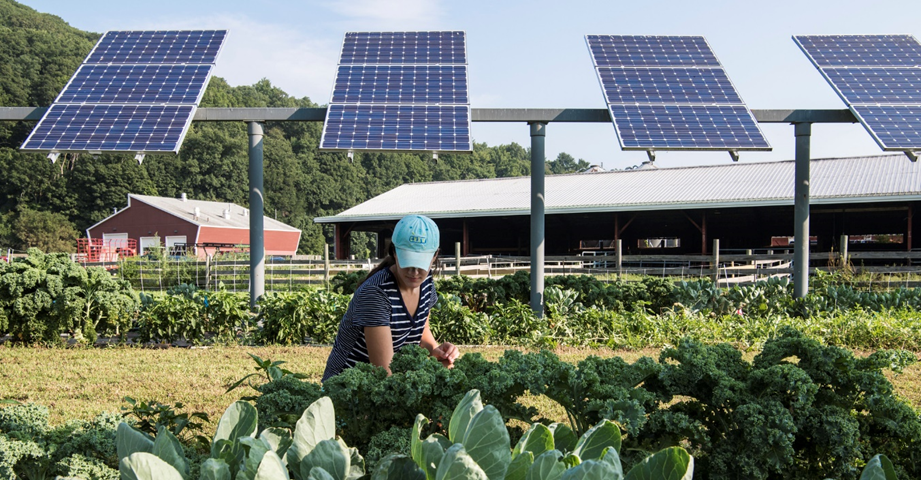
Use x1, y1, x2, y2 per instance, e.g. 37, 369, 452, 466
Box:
364, 326, 395, 375
422, 315, 459, 368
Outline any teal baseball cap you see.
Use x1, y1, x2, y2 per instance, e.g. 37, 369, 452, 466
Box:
392, 215, 440, 271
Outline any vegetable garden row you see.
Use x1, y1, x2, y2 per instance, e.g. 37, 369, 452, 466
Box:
2, 250, 921, 350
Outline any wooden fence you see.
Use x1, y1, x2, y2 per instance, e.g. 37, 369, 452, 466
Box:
81, 248, 921, 292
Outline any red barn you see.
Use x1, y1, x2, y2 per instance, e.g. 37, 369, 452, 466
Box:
85, 194, 301, 259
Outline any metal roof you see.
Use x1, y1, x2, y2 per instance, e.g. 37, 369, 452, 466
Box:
122, 194, 301, 232
315, 154, 921, 223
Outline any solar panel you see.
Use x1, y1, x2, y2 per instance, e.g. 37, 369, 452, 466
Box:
321, 31, 472, 153
21, 30, 227, 156
332, 65, 468, 104
587, 35, 770, 152
57, 65, 212, 105
86, 30, 227, 65
795, 34, 921, 151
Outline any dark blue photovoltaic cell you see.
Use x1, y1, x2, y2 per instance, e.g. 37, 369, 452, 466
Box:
21, 104, 194, 152
598, 67, 742, 104
340, 31, 466, 64
332, 65, 467, 104
852, 106, 921, 150
609, 105, 770, 149
87, 30, 226, 64
824, 67, 921, 104
58, 65, 211, 104
794, 35, 921, 67
321, 104, 471, 151
587, 35, 719, 67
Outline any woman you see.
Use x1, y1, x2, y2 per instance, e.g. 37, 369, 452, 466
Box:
322, 214, 459, 382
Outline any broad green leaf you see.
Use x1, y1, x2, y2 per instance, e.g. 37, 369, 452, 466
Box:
300, 439, 350, 480
560, 460, 618, 480
120, 452, 185, 480
449, 390, 483, 443
371, 454, 427, 480
307, 468, 335, 480
153, 426, 190, 479
260, 427, 294, 459
598, 447, 623, 480
512, 424, 554, 460
572, 421, 621, 461
412, 414, 430, 469
288, 397, 337, 468
624, 447, 693, 480
860, 454, 898, 480
212, 401, 259, 459
504, 451, 533, 480
548, 424, 577, 453
526, 451, 565, 480
459, 405, 511, 480
345, 445, 366, 479
561, 454, 580, 469
421, 436, 452, 480
199, 458, 232, 480
239, 436, 273, 480
435, 444, 488, 480
117, 422, 154, 464
255, 451, 291, 480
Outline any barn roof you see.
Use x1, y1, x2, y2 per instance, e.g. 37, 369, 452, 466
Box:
92, 194, 301, 232
315, 154, 921, 223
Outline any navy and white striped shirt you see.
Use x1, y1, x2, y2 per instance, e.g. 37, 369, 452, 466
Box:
322, 267, 437, 382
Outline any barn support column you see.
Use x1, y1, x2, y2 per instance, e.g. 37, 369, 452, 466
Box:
529, 122, 547, 317
794, 122, 812, 298
908, 205, 913, 251
248, 121, 265, 308
462, 219, 470, 256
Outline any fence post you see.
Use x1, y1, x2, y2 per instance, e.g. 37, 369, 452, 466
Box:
616, 239, 623, 280
840, 235, 849, 265
324, 244, 331, 290
712, 239, 720, 284
455, 242, 461, 277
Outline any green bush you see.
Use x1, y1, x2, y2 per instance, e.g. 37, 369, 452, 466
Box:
136, 286, 250, 344
0, 249, 139, 344
255, 289, 349, 345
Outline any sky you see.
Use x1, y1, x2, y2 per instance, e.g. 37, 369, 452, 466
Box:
19, 0, 921, 170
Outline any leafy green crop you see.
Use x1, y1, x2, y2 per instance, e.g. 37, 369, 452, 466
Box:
0, 248, 139, 344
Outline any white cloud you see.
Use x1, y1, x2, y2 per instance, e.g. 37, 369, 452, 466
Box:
323, 0, 445, 28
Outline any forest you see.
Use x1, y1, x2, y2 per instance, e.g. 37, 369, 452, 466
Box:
0, 0, 591, 256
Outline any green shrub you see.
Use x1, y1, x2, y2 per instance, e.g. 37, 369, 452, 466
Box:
255, 289, 349, 345
429, 292, 491, 344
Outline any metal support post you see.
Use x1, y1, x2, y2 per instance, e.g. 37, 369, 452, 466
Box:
711, 239, 720, 284
794, 122, 812, 298
248, 121, 265, 308
529, 122, 547, 317
455, 242, 462, 277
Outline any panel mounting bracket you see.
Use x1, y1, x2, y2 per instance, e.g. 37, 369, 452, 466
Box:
347, 150, 354, 163
432, 152, 438, 162
47, 152, 60, 164
134, 153, 145, 164
729, 150, 740, 162
906, 151, 920, 163
646, 150, 656, 162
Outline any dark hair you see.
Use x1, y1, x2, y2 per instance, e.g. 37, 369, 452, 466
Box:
359, 243, 397, 287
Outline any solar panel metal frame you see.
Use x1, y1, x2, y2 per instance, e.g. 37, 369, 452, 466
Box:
586, 34, 771, 152
793, 34, 921, 152
319, 30, 472, 154
20, 29, 227, 155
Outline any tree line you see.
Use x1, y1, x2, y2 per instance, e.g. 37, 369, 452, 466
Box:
0, 0, 591, 256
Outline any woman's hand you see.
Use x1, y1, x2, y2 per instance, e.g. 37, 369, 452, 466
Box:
431, 342, 459, 368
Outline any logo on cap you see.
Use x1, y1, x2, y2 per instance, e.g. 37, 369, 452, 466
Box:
408, 234, 425, 244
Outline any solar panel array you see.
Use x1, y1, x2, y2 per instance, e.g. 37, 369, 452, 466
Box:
794, 34, 921, 151
586, 35, 771, 151
320, 31, 472, 153
21, 30, 227, 155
